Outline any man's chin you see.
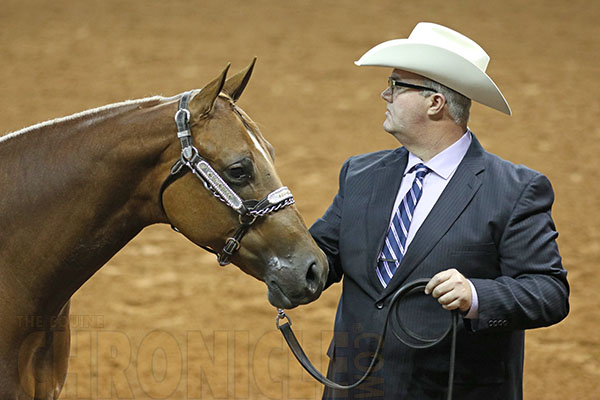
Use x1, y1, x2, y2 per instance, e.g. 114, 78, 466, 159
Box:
383, 125, 397, 137
382, 119, 394, 134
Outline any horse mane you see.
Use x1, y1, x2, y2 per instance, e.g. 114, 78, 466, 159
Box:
0, 95, 164, 143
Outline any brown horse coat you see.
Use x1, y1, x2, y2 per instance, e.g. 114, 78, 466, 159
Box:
0, 62, 327, 399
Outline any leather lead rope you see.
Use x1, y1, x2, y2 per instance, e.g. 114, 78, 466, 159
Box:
277, 278, 458, 400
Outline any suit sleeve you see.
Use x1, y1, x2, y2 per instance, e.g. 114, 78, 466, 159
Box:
309, 159, 351, 289
467, 173, 570, 331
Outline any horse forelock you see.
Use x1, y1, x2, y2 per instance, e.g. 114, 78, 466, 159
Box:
0, 96, 163, 143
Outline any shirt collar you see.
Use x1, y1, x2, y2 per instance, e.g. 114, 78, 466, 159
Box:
405, 130, 472, 180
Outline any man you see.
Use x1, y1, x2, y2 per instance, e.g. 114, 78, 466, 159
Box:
309, 22, 569, 399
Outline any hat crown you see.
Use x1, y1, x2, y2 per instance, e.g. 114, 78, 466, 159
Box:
409, 22, 490, 72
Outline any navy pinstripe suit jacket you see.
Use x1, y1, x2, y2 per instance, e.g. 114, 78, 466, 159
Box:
309, 134, 569, 400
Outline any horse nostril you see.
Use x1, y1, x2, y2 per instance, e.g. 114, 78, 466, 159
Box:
305, 262, 319, 294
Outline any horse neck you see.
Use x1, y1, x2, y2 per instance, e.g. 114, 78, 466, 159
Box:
0, 97, 178, 316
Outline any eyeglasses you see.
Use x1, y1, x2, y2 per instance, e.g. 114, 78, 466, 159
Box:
387, 77, 437, 97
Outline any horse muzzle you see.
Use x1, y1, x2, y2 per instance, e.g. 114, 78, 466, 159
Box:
265, 252, 328, 309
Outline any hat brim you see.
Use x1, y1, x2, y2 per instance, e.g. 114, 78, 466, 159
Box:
355, 40, 511, 115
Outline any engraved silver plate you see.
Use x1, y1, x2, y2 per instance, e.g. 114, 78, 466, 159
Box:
267, 186, 293, 205
195, 161, 244, 211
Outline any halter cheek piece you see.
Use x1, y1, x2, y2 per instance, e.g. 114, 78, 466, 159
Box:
159, 91, 295, 266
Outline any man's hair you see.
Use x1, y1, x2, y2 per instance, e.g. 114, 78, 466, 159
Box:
420, 78, 471, 126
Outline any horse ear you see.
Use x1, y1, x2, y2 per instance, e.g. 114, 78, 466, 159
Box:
223, 57, 257, 102
190, 63, 231, 118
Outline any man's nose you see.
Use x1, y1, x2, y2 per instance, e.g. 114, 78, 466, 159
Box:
381, 87, 393, 103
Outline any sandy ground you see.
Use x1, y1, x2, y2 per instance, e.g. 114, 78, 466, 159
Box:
1, 0, 599, 398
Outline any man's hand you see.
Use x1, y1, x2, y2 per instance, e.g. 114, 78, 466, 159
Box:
424, 268, 472, 312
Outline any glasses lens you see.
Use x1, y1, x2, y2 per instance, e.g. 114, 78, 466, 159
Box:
388, 78, 410, 97
388, 78, 436, 97
388, 78, 397, 97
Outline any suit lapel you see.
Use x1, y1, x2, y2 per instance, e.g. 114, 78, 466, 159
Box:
379, 136, 487, 298
365, 148, 408, 292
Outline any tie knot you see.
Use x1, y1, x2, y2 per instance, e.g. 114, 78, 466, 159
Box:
411, 163, 430, 179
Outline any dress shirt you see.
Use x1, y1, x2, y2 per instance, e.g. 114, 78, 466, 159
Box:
389, 130, 479, 318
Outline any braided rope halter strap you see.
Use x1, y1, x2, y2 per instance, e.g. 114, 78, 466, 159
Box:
159, 91, 295, 266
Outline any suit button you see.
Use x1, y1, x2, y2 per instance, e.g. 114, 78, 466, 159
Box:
375, 302, 384, 310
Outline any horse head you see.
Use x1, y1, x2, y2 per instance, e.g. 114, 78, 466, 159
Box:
159, 60, 329, 309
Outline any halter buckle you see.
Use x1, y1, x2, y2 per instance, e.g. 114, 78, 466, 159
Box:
222, 237, 241, 256
174, 108, 191, 125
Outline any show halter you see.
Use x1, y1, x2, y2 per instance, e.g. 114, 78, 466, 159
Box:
159, 91, 295, 266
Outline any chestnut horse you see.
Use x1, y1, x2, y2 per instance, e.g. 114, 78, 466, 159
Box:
0, 60, 328, 399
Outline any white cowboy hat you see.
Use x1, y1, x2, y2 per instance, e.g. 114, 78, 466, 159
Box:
355, 22, 511, 115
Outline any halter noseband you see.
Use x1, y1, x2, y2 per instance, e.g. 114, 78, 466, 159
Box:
159, 91, 295, 266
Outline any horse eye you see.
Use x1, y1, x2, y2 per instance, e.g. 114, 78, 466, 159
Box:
229, 166, 245, 179
225, 160, 253, 184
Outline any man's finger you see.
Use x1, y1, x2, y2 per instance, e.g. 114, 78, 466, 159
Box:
437, 290, 458, 306
441, 298, 462, 311
424, 269, 454, 294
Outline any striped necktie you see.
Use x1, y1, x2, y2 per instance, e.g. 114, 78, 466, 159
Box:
376, 163, 431, 287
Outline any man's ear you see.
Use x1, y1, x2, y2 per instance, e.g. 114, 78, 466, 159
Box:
427, 93, 447, 118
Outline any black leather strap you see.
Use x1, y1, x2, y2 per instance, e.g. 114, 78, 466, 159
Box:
278, 278, 458, 399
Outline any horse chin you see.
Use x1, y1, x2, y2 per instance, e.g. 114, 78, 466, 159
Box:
266, 278, 325, 309
266, 281, 298, 309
